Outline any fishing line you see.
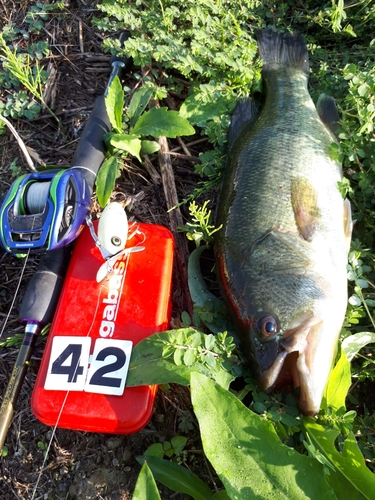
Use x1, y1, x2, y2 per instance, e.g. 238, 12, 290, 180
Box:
24, 182, 51, 215
0, 250, 30, 342
31, 244, 133, 498
31, 278, 107, 500
32, 223, 137, 497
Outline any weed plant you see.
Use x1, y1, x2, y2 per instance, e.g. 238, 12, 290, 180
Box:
0, 2, 65, 128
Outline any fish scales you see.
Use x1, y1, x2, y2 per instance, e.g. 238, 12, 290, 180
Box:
215, 30, 352, 416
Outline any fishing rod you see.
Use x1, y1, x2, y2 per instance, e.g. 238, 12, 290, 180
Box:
0, 32, 132, 450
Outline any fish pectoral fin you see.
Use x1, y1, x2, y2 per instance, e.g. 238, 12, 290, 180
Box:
316, 93, 340, 137
291, 177, 321, 242
228, 97, 259, 148
344, 198, 353, 254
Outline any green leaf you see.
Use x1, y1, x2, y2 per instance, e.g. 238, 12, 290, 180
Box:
133, 462, 162, 500
144, 443, 164, 458
136, 455, 213, 500
110, 133, 142, 162
131, 107, 195, 138
191, 373, 336, 500
181, 311, 191, 325
95, 156, 120, 208
140, 139, 160, 155
342, 332, 375, 361
205, 334, 216, 351
105, 75, 124, 132
303, 419, 375, 500
357, 84, 367, 97
171, 436, 188, 454
204, 352, 216, 369
184, 348, 196, 366
128, 86, 154, 129
326, 468, 367, 500
321, 345, 351, 413
174, 347, 184, 366
212, 492, 231, 500
126, 329, 235, 389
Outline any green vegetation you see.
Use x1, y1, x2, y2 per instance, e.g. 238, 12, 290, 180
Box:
0, 3, 67, 127
97, 76, 194, 206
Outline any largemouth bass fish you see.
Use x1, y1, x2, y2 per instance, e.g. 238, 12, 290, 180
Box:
215, 30, 352, 416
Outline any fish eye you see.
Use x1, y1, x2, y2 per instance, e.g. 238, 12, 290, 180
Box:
257, 316, 278, 338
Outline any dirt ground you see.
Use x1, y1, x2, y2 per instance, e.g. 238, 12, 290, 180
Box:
0, 1, 212, 498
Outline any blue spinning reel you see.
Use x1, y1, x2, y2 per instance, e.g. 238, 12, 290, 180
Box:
0, 168, 91, 253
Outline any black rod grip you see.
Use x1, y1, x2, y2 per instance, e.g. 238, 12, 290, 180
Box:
71, 95, 111, 193
19, 247, 71, 324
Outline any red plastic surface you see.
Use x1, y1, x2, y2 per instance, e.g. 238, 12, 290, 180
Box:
31, 222, 174, 434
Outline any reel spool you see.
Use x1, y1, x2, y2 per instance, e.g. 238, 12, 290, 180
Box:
0, 169, 91, 253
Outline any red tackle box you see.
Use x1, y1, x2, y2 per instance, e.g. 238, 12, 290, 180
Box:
31, 221, 174, 434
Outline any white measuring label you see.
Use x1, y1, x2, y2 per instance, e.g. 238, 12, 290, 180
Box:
44, 337, 133, 396
85, 338, 132, 395
44, 336, 91, 391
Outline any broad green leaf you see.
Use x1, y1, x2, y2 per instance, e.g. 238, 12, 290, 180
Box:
342, 332, 375, 361
110, 133, 142, 162
104, 76, 124, 132
325, 468, 367, 500
95, 156, 120, 208
140, 139, 160, 155
321, 345, 351, 413
127, 86, 154, 129
303, 419, 375, 500
126, 329, 235, 389
191, 373, 336, 500
136, 455, 213, 500
131, 107, 195, 138
212, 492, 231, 500
133, 462, 162, 500
145, 443, 164, 458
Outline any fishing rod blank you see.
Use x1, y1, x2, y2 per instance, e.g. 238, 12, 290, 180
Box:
0, 247, 70, 449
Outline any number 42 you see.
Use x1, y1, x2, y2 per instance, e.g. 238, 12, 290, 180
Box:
44, 337, 133, 396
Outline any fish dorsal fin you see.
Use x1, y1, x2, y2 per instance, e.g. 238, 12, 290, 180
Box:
291, 177, 321, 241
256, 30, 309, 75
228, 97, 259, 148
316, 93, 340, 136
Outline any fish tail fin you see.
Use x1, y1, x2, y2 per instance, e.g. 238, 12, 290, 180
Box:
256, 30, 309, 76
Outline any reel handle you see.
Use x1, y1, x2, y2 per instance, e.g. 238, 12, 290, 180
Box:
19, 247, 71, 324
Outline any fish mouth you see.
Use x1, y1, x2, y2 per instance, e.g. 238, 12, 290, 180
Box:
258, 315, 333, 416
